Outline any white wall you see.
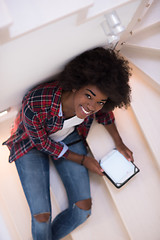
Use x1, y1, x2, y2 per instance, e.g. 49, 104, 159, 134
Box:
0, 13, 107, 112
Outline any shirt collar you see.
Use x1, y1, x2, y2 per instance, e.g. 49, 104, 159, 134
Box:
50, 84, 62, 117
58, 103, 63, 117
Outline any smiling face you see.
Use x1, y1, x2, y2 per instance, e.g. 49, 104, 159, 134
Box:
73, 85, 108, 119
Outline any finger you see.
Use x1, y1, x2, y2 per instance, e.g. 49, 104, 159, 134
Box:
126, 149, 134, 161
97, 170, 104, 176
129, 154, 134, 162
120, 151, 129, 160
97, 165, 104, 176
126, 152, 134, 162
120, 149, 131, 161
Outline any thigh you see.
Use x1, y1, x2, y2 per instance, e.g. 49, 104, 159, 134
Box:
52, 130, 91, 206
15, 148, 51, 215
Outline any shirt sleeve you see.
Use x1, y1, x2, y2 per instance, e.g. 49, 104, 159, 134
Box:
22, 105, 69, 160
95, 110, 115, 125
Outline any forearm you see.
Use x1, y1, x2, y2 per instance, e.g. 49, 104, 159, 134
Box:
104, 122, 123, 146
104, 122, 134, 162
66, 150, 104, 176
66, 150, 84, 164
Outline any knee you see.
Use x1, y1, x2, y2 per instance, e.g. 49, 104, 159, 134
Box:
75, 198, 92, 211
74, 198, 92, 222
34, 212, 50, 223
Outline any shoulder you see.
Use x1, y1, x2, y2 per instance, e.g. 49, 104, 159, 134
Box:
95, 110, 115, 124
22, 81, 62, 112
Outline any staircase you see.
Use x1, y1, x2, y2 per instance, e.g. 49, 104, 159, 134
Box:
84, 1, 160, 239
0, 1, 160, 240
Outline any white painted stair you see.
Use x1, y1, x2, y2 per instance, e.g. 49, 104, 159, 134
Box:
131, 0, 160, 33
120, 0, 160, 169
0, 0, 136, 44
86, 107, 160, 240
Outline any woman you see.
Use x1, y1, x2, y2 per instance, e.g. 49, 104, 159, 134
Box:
3, 47, 133, 239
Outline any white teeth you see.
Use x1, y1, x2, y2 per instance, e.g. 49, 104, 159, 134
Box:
81, 106, 90, 114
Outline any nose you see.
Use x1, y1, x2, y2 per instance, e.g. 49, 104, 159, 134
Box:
87, 101, 96, 112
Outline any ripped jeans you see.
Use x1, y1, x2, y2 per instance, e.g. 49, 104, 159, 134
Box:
15, 130, 91, 240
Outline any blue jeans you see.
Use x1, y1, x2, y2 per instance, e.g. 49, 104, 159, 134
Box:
15, 130, 91, 240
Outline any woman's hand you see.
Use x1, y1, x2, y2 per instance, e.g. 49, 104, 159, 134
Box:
83, 156, 104, 176
66, 151, 104, 176
115, 141, 134, 162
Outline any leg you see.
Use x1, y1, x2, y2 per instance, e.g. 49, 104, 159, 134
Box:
15, 148, 52, 240
51, 130, 91, 239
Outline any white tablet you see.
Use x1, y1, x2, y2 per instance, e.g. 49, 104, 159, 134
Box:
99, 149, 139, 188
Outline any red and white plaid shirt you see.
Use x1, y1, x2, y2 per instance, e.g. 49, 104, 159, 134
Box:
3, 81, 114, 163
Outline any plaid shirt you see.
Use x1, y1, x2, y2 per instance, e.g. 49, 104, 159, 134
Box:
3, 81, 114, 163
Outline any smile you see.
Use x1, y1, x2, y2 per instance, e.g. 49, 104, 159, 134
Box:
81, 106, 91, 115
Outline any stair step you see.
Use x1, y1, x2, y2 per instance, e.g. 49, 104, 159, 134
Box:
0, 117, 32, 240
127, 23, 160, 49
125, 44, 160, 55
116, 0, 158, 51
4, 0, 136, 39
121, 45, 160, 87
0, 193, 20, 240
129, 63, 160, 168
132, 0, 160, 33
4, 0, 93, 38
87, 107, 160, 240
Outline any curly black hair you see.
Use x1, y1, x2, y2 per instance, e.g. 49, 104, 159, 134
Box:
58, 47, 132, 112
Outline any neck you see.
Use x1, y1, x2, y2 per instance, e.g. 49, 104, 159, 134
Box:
61, 91, 75, 118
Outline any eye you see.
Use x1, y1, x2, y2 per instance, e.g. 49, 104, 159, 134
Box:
98, 101, 105, 106
85, 94, 91, 99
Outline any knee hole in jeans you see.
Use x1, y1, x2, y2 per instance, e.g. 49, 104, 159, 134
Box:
34, 212, 50, 223
75, 198, 92, 211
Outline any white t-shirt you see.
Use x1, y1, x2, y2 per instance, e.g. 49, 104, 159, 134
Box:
50, 115, 84, 142
49, 104, 84, 158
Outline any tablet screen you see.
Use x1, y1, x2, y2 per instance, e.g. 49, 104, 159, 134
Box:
100, 150, 137, 184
